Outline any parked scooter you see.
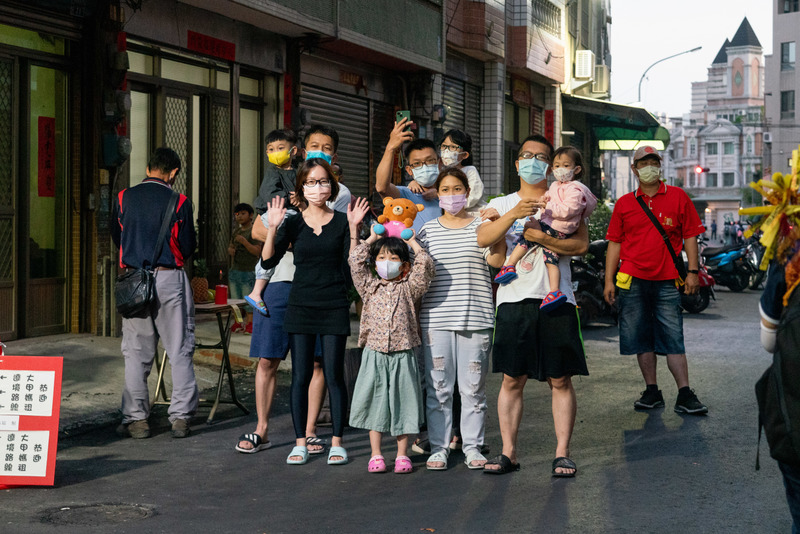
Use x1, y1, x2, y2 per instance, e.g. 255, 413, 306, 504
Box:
699, 241, 755, 292
746, 236, 767, 289
571, 240, 617, 326
679, 249, 716, 313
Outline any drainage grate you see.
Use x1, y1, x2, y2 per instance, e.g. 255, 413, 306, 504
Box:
41, 503, 156, 526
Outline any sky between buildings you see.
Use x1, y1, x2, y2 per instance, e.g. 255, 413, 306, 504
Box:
609, 0, 773, 117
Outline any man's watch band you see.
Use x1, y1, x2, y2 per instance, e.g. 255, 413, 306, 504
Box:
687, 269, 699, 274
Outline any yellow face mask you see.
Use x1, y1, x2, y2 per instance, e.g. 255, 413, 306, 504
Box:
268, 149, 292, 167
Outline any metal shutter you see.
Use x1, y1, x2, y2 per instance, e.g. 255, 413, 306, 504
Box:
300, 85, 370, 198
442, 76, 481, 169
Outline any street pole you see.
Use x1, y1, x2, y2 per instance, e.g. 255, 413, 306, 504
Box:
638, 46, 702, 103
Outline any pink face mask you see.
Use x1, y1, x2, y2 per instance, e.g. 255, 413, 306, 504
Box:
303, 184, 331, 206
438, 193, 467, 215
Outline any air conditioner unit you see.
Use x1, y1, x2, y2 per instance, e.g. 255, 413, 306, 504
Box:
575, 50, 595, 79
737, 109, 746, 116
592, 65, 609, 93
764, 132, 772, 143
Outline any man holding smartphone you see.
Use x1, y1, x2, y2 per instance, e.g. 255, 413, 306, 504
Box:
375, 116, 440, 232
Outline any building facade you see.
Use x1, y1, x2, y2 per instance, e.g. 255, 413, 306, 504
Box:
663, 18, 765, 231
0, 0, 626, 341
765, 0, 800, 177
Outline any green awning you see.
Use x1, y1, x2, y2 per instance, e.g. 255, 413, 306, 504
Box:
562, 94, 670, 150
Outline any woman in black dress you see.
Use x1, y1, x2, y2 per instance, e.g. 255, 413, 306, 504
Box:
261, 158, 369, 465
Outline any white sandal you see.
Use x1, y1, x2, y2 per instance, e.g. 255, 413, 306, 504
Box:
426, 450, 449, 471
464, 451, 487, 470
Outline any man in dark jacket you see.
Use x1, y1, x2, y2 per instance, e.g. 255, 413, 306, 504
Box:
111, 147, 198, 439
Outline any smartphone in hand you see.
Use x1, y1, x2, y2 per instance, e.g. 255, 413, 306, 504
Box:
396, 110, 411, 131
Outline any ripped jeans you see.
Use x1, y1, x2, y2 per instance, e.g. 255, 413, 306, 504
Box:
423, 329, 492, 456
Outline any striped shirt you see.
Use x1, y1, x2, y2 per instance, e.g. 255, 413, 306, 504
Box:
417, 217, 495, 331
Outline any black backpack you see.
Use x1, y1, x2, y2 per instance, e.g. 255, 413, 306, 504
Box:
756, 287, 800, 469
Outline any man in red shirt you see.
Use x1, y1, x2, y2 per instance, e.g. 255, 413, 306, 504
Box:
603, 146, 708, 415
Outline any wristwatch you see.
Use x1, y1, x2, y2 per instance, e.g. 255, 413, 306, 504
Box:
687, 269, 699, 274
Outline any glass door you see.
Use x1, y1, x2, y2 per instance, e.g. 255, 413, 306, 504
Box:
24, 64, 68, 336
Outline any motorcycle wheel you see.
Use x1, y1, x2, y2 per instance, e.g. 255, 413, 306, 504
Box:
727, 265, 751, 292
681, 288, 710, 313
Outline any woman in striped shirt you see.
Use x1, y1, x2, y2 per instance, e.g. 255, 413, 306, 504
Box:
417, 168, 499, 471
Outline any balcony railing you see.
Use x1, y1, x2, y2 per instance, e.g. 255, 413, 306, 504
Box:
532, 0, 561, 37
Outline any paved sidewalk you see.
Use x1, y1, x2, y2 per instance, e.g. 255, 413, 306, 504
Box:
2, 309, 360, 437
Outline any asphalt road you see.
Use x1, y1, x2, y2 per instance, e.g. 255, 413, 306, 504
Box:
0, 287, 790, 533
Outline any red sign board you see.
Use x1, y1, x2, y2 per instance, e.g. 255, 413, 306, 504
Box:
187, 30, 235, 62
37, 117, 56, 198
0, 355, 63, 488
544, 109, 555, 145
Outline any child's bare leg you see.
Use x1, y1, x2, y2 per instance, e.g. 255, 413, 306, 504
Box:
505, 243, 528, 268
370, 430, 383, 457
396, 434, 409, 457
247, 278, 267, 302
546, 262, 561, 293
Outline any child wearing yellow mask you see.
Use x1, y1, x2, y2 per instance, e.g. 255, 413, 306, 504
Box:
246, 129, 299, 314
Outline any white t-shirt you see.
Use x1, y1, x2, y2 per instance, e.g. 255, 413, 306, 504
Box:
328, 182, 352, 213
485, 192, 576, 307
417, 217, 495, 331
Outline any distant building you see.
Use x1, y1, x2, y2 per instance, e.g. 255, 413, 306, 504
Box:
764, 0, 800, 177
663, 17, 765, 232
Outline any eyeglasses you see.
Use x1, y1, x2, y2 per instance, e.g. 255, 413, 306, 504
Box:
408, 158, 439, 169
303, 179, 332, 188
440, 143, 461, 152
519, 152, 550, 163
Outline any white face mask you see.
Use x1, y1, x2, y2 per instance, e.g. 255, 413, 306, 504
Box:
375, 260, 403, 280
637, 166, 662, 185
440, 149, 461, 167
412, 164, 439, 187
552, 168, 575, 183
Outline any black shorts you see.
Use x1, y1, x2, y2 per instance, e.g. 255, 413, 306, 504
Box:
492, 298, 588, 381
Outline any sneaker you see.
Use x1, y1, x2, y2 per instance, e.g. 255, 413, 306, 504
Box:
449, 435, 462, 450
540, 290, 567, 312
674, 390, 708, 415
494, 266, 518, 285
171, 419, 191, 438
245, 322, 253, 334
116, 420, 150, 439
231, 322, 245, 333
634, 389, 665, 409
411, 438, 431, 455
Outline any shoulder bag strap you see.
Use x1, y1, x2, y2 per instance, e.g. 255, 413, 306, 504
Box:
635, 193, 687, 281
150, 191, 180, 269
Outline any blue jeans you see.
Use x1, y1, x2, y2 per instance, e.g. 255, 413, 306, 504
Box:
781, 462, 800, 534
617, 278, 685, 355
228, 269, 255, 301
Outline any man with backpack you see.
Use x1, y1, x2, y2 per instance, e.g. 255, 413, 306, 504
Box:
757, 260, 800, 532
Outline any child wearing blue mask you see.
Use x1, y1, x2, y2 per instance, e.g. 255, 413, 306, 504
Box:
348, 229, 435, 474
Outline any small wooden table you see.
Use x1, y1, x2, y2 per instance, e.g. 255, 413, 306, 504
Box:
152, 299, 250, 424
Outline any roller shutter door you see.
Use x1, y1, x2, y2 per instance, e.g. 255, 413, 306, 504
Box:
442, 76, 481, 169
300, 85, 370, 198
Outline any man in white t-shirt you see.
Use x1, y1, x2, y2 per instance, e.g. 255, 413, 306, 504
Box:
375, 119, 441, 232
477, 134, 589, 477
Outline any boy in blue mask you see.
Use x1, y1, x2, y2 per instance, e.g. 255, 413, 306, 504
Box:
375, 118, 441, 233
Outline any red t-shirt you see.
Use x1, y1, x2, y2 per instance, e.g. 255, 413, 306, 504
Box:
606, 182, 705, 281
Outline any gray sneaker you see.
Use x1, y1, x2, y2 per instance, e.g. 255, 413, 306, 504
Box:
116, 420, 150, 439
634, 389, 665, 409
674, 390, 708, 415
171, 419, 191, 438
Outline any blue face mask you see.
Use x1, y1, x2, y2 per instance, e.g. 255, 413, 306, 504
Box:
518, 158, 549, 185
412, 164, 439, 187
306, 150, 333, 164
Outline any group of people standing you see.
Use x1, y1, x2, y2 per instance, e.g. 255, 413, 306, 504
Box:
112, 121, 709, 478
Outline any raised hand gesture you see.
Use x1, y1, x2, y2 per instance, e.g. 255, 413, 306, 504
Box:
347, 197, 371, 231
387, 118, 415, 152
266, 196, 287, 230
